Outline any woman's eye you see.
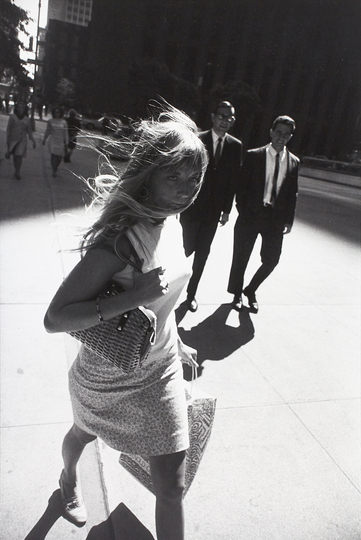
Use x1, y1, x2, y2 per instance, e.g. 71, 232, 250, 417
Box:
188, 178, 197, 184
166, 175, 200, 184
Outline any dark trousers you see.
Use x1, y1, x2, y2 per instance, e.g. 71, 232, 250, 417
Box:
228, 210, 284, 298
180, 217, 219, 300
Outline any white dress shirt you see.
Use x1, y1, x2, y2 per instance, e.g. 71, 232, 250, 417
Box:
263, 144, 287, 206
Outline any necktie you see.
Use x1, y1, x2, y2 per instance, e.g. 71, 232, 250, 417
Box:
271, 153, 280, 204
214, 137, 222, 166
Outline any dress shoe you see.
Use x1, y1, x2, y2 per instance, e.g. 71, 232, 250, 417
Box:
243, 287, 259, 313
232, 296, 243, 311
59, 470, 87, 527
186, 297, 198, 312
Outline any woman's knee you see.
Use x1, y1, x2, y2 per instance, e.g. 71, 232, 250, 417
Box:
150, 451, 186, 501
69, 424, 97, 446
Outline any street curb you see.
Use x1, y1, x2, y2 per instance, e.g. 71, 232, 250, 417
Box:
300, 166, 361, 188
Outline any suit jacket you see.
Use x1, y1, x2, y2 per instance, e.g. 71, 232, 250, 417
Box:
181, 130, 243, 223
236, 145, 299, 229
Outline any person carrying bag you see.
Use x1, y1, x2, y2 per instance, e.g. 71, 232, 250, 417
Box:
44, 101, 209, 540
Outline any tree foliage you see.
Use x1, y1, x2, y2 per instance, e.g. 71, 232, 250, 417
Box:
56, 78, 76, 108
0, 0, 31, 77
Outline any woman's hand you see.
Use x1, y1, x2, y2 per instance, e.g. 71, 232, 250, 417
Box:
178, 338, 198, 368
133, 267, 169, 305
44, 252, 169, 334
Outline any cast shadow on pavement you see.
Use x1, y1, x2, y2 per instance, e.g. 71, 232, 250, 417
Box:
176, 303, 255, 380
23, 490, 63, 540
23, 490, 154, 540
87, 503, 155, 540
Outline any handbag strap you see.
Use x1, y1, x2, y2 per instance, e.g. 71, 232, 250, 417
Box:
114, 233, 143, 271
189, 364, 198, 397
97, 233, 143, 271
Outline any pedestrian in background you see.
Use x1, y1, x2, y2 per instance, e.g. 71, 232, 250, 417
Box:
44, 103, 208, 540
64, 109, 81, 162
180, 100, 243, 312
228, 115, 299, 312
6, 100, 36, 180
42, 106, 68, 178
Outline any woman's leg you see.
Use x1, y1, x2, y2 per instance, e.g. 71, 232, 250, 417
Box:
61, 423, 96, 496
149, 450, 186, 540
13, 155, 22, 179
56, 155, 63, 171
50, 154, 57, 175
51, 154, 62, 176
59, 424, 96, 526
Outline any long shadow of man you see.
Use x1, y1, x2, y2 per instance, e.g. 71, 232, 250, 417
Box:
176, 303, 255, 380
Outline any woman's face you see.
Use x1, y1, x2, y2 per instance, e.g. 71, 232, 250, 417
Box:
16, 102, 26, 116
147, 163, 202, 214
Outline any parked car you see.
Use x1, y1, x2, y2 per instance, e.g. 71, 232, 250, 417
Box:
81, 113, 104, 131
99, 113, 133, 135
96, 113, 136, 160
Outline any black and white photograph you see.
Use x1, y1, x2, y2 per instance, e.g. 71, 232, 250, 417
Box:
0, 1, 360, 539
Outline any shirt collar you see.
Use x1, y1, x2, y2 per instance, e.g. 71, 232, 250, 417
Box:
268, 143, 286, 159
212, 130, 225, 144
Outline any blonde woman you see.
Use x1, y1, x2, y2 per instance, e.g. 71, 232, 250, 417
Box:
44, 103, 208, 540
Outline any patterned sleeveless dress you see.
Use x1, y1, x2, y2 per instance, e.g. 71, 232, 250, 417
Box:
68, 216, 191, 456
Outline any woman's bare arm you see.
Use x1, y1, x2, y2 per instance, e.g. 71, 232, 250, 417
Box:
44, 248, 167, 333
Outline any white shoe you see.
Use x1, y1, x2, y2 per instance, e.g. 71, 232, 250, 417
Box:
59, 470, 87, 527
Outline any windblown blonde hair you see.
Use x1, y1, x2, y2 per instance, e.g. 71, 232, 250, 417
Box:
81, 101, 208, 254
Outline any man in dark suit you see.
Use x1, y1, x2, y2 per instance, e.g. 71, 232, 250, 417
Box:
228, 115, 299, 312
180, 101, 243, 312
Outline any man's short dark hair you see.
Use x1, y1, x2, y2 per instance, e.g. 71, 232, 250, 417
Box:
213, 101, 235, 115
272, 115, 296, 134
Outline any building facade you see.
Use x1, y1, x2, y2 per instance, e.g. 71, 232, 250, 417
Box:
43, 0, 93, 109
43, 0, 361, 159
48, 0, 93, 27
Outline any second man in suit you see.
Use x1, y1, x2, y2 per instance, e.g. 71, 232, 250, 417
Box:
180, 101, 243, 312
228, 115, 299, 312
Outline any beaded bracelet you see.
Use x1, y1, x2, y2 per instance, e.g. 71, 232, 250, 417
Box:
96, 296, 104, 322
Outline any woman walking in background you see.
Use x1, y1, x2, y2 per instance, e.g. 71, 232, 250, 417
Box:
6, 101, 36, 180
44, 102, 208, 540
65, 109, 81, 162
43, 106, 68, 177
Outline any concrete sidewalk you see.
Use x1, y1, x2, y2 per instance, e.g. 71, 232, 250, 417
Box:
0, 114, 360, 539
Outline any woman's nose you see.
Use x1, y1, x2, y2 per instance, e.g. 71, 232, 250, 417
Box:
178, 181, 193, 198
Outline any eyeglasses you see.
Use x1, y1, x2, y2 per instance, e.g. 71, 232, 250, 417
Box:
216, 113, 235, 122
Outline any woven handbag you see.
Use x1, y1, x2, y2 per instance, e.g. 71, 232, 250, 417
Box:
68, 235, 157, 373
69, 299, 156, 373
